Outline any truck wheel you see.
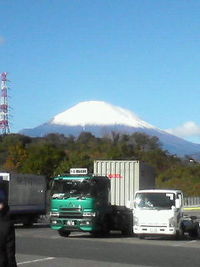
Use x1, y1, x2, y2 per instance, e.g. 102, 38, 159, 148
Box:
91, 231, 101, 237
197, 226, 200, 239
23, 217, 34, 227
175, 228, 184, 240
138, 234, 145, 239
189, 222, 200, 239
91, 222, 110, 237
58, 229, 71, 237
188, 226, 199, 239
189, 230, 197, 238
101, 222, 110, 236
121, 225, 133, 236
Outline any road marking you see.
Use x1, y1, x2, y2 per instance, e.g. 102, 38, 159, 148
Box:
188, 240, 197, 244
172, 240, 198, 247
18, 257, 55, 265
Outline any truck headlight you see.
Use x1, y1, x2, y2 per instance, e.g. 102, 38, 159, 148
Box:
169, 217, 175, 227
50, 212, 59, 217
134, 216, 139, 226
51, 220, 58, 224
83, 212, 96, 217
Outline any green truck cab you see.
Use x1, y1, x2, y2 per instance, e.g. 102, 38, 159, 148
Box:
50, 168, 132, 237
50, 169, 111, 236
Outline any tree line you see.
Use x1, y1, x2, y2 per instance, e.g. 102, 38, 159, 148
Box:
0, 132, 199, 196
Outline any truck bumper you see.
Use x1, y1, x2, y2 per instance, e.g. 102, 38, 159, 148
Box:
50, 217, 96, 232
134, 226, 176, 236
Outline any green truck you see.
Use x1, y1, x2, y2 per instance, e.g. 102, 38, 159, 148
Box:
50, 161, 155, 237
50, 168, 133, 237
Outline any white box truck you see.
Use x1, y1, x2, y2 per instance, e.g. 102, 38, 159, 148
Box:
133, 189, 200, 239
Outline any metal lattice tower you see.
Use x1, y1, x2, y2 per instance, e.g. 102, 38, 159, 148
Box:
0, 72, 10, 134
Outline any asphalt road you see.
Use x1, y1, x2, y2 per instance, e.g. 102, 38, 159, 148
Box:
16, 224, 200, 267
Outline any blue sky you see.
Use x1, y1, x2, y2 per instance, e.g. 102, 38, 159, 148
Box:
0, 0, 200, 143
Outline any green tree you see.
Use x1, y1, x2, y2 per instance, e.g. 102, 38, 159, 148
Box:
3, 144, 28, 172
21, 143, 65, 178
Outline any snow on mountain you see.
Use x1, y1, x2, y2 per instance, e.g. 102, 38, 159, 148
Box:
20, 101, 200, 157
51, 101, 155, 129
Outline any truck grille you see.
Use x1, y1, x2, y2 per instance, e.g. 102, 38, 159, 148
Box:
59, 212, 83, 219
59, 208, 83, 219
141, 223, 167, 227
60, 207, 81, 212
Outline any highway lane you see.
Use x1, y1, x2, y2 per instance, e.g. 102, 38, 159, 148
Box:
16, 225, 200, 267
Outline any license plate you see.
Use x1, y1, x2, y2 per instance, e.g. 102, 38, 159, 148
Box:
67, 221, 75, 226
150, 228, 157, 233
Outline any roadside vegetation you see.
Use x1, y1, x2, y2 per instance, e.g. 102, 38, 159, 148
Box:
0, 132, 199, 196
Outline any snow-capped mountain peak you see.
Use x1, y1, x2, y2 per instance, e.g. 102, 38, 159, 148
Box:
51, 101, 155, 129
20, 100, 200, 157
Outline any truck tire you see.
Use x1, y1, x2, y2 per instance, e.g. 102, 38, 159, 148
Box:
91, 231, 101, 237
197, 226, 200, 239
91, 221, 110, 237
138, 234, 145, 239
188, 224, 200, 239
23, 217, 34, 227
189, 230, 198, 238
175, 227, 184, 240
121, 224, 133, 236
188, 226, 200, 239
58, 229, 71, 237
102, 222, 110, 235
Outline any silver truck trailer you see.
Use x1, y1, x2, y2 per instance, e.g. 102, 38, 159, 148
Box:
93, 160, 155, 207
0, 172, 46, 226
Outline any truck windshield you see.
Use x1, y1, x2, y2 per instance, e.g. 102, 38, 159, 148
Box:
51, 179, 93, 199
135, 192, 175, 210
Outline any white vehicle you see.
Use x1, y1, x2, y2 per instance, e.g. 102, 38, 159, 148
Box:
133, 189, 199, 239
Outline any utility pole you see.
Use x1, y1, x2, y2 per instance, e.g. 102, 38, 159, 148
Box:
0, 72, 10, 134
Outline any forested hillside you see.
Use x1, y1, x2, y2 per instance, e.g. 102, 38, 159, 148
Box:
0, 132, 199, 196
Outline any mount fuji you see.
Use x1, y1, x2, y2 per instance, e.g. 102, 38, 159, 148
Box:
20, 101, 200, 157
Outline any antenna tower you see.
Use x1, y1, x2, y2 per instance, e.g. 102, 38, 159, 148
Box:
0, 72, 10, 134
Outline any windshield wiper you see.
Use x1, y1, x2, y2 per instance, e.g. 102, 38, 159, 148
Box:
63, 193, 71, 199
52, 193, 71, 199
76, 193, 89, 199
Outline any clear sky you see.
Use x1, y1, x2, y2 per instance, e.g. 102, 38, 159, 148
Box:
0, 0, 200, 143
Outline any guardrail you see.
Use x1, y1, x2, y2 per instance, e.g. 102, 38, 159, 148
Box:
184, 197, 200, 208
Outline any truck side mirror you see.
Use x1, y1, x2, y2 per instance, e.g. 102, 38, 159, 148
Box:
126, 200, 134, 209
175, 198, 181, 209
126, 200, 131, 208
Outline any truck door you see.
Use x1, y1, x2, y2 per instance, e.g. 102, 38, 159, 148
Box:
176, 192, 183, 209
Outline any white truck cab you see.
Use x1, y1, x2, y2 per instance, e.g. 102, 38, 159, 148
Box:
133, 189, 183, 238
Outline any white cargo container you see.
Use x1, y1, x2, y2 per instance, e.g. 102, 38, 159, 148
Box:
93, 160, 155, 207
